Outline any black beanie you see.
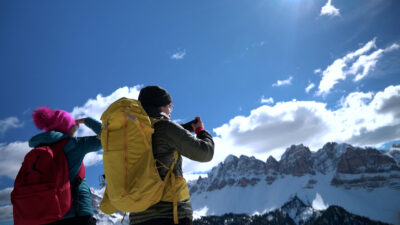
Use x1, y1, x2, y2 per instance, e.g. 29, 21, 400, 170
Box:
138, 85, 172, 107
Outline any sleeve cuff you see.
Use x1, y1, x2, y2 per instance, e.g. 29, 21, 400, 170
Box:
195, 127, 205, 134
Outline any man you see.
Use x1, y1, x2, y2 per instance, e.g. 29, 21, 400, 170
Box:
129, 85, 214, 225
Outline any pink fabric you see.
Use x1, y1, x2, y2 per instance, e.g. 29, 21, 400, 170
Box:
194, 127, 205, 134
33, 107, 75, 134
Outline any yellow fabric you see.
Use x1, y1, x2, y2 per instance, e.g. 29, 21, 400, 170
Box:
99, 97, 190, 217
160, 152, 182, 224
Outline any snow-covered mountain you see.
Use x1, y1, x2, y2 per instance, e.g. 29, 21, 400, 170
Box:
188, 142, 400, 224
91, 142, 400, 224
193, 196, 390, 225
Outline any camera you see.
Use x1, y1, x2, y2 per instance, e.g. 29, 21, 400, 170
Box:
182, 118, 198, 132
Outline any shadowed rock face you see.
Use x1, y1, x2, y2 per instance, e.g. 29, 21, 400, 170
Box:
331, 147, 400, 190
188, 142, 400, 195
266, 156, 279, 172
337, 147, 399, 174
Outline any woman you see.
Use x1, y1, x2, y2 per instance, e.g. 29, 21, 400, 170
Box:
29, 107, 102, 225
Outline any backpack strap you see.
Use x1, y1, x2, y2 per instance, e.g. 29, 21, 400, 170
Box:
162, 151, 179, 224
50, 138, 70, 152
152, 118, 179, 223
54, 138, 86, 216
51, 138, 86, 216
72, 163, 86, 216
76, 163, 86, 182
172, 152, 179, 224
150, 117, 167, 128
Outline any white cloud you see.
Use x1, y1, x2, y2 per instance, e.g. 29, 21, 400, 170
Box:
185, 85, 400, 174
317, 58, 347, 96
0, 117, 23, 135
305, 83, 315, 93
71, 86, 141, 137
314, 68, 321, 74
0, 142, 30, 180
214, 100, 331, 155
83, 151, 103, 167
348, 43, 400, 82
0, 205, 12, 221
0, 188, 12, 205
317, 38, 399, 96
70, 86, 141, 166
260, 96, 274, 104
320, 0, 340, 17
372, 85, 400, 117
171, 49, 186, 60
272, 76, 293, 87
346, 38, 377, 60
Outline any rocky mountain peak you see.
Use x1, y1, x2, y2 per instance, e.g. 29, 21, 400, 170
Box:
281, 195, 307, 211
281, 144, 312, 159
280, 195, 318, 225
223, 154, 239, 165
266, 156, 279, 172
313, 142, 351, 173
236, 155, 266, 176
280, 144, 315, 176
389, 145, 400, 163
209, 154, 266, 179
320, 142, 350, 157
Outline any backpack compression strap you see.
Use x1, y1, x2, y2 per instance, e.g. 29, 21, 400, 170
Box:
161, 151, 180, 224
151, 118, 180, 223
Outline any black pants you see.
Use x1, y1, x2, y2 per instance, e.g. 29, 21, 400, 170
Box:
46, 215, 96, 225
135, 218, 192, 225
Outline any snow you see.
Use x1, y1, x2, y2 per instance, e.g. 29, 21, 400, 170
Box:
193, 206, 209, 220
312, 193, 328, 210
184, 173, 208, 182
190, 172, 400, 224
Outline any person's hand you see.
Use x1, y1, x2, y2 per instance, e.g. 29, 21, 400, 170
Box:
192, 116, 204, 133
75, 118, 86, 128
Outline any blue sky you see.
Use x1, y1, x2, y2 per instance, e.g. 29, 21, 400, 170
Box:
1, 0, 400, 223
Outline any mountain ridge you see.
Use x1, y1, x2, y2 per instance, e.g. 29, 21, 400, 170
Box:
188, 142, 400, 224
189, 142, 400, 193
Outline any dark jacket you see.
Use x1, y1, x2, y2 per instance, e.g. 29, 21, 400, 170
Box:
129, 106, 214, 224
28, 117, 102, 219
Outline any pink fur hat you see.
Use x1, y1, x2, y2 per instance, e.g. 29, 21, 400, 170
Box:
33, 107, 75, 134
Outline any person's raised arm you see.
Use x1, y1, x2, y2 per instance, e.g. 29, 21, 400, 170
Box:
75, 117, 102, 135
163, 117, 214, 162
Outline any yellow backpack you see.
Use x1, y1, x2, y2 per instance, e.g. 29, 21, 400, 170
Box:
99, 97, 189, 224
